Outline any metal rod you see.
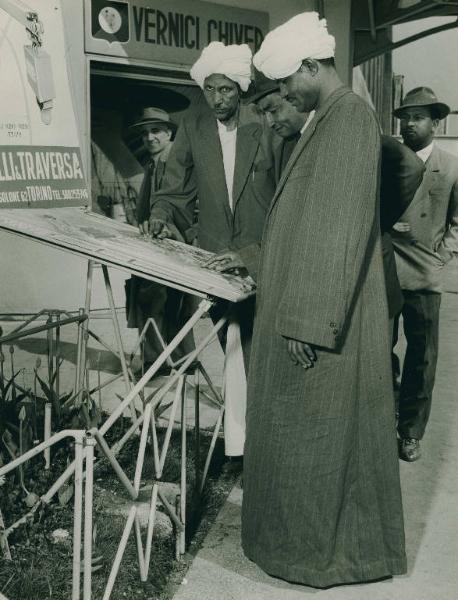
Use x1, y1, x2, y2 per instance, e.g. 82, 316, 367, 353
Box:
0, 314, 86, 344
134, 514, 147, 582
55, 314, 61, 408
72, 439, 84, 600
44, 403, 52, 469
150, 410, 161, 477
101, 265, 137, 423
200, 406, 225, 494
133, 402, 153, 492
0, 430, 84, 477
74, 308, 85, 397
180, 378, 187, 554
78, 261, 94, 406
87, 328, 120, 358
198, 363, 224, 406
102, 506, 136, 600
194, 367, 201, 498
159, 377, 183, 472
143, 483, 158, 576
90, 429, 138, 500
157, 488, 183, 532
0, 507, 12, 560
83, 437, 95, 600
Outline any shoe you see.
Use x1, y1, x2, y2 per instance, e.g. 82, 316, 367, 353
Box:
399, 438, 421, 462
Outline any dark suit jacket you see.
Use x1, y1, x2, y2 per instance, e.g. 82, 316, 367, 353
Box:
380, 136, 425, 316
150, 103, 277, 253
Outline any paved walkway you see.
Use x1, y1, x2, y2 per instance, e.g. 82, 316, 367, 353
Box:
172, 264, 458, 600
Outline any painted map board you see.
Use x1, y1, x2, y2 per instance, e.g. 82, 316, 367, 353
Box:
0, 0, 89, 208
0, 208, 255, 302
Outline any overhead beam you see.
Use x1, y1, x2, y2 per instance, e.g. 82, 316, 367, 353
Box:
354, 17, 458, 64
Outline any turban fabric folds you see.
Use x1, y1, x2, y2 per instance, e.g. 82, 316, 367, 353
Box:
253, 12, 335, 80
190, 42, 253, 92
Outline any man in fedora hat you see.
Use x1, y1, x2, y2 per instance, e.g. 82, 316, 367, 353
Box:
125, 107, 194, 376
392, 87, 458, 461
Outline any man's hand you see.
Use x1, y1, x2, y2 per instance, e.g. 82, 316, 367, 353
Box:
286, 337, 317, 368
149, 218, 175, 239
203, 250, 245, 274
392, 221, 411, 233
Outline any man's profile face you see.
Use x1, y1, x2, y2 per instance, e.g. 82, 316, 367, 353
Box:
399, 106, 438, 151
278, 64, 320, 114
203, 74, 240, 123
142, 124, 172, 157
257, 93, 307, 139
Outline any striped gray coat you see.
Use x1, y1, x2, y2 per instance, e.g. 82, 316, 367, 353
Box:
241, 87, 407, 588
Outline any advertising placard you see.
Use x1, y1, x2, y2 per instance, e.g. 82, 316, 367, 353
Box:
85, 0, 269, 65
0, 0, 89, 208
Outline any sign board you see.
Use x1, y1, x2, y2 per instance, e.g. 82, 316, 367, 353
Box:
0, 0, 89, 208
85, 0, 269, 65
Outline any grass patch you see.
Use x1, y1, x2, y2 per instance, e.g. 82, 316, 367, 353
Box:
0, 422, 239, 599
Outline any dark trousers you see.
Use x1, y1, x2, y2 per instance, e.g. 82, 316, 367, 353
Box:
126, 277, 195, 364
393, 290, 441, 440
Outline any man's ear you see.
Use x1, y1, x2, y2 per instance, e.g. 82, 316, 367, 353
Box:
431, 118, 440, 133
300, 59, 319, 76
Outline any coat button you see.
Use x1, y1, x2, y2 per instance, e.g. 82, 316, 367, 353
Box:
420, 212, 427, 218
330, 321, 336, 328
410, 240, 417, 245
332, 328, 338, 335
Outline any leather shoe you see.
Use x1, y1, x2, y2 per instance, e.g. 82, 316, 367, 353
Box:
399, 438, 421, 462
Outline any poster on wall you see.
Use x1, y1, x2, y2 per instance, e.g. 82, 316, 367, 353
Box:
85, 0, 269, 65
0, 0, 89, 209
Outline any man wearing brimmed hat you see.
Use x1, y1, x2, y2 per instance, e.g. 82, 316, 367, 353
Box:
240, 12, 406, 588
125, 107, 194, 376
148, 42, 277, 461
391, 87, 458, 462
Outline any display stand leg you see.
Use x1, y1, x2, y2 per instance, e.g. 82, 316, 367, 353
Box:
83, 435, 96, 600
75, 261, 93, 404
101, 265, 138, 423
180, 377, 187, 555
72, 437, 84, 600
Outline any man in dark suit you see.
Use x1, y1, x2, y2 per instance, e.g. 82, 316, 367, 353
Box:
392, 87, 458, 461
125, 107, 194, 377
149, 42, 277, 458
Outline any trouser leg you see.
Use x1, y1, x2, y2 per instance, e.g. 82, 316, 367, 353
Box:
136, 280, 168, 364
398, 291, 441, 440
209, 297, 255, 457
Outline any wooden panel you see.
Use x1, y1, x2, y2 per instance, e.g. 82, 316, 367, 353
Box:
0, 208, 255, 303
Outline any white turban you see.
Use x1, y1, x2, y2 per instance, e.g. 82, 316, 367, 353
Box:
253, 12, 335, 80
190, 42, 252, 92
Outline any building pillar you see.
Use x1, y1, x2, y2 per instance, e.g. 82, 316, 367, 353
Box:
320, 0, 353, 84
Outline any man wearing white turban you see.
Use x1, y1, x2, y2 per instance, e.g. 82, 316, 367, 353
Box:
148, 42, 278, 462
241, 12, 407, 588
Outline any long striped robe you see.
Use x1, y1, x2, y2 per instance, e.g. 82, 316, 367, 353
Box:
241, 87, 407, 588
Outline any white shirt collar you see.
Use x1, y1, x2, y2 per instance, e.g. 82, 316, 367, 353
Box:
416, 141, 434, 163
300, 110, 316, 135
